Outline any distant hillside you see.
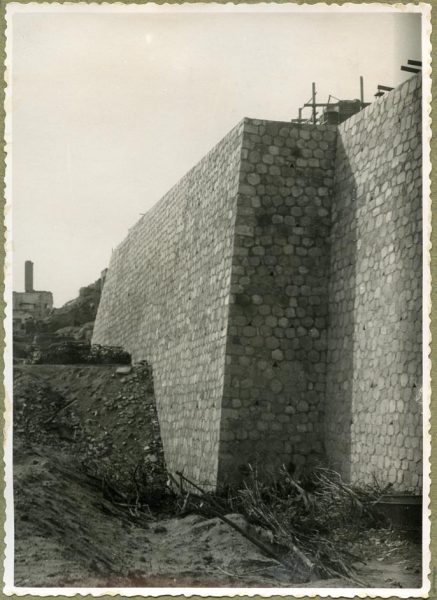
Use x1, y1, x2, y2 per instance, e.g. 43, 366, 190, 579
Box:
13, 274, 107, 361
43, 277, 104, 333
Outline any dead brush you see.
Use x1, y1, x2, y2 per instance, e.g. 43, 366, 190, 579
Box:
226, 465, 390, 583
169, 466, 389, 584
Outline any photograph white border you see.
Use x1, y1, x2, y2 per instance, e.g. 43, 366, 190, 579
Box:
3, 3, 432, 597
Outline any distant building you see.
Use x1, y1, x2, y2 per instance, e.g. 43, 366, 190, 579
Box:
13, 261, 53, 333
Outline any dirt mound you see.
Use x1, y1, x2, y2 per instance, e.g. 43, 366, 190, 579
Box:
14, 442, 296, 587
14, 363, 166, 500
14, 445, 137, 587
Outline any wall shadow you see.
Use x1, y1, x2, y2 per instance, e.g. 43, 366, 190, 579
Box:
324, 130, 357, 482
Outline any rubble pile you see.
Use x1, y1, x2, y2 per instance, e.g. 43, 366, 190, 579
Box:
14, 363, 166, 501
29, 340, 131, 365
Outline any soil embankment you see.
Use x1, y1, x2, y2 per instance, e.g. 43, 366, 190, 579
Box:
14, 364, 294, 587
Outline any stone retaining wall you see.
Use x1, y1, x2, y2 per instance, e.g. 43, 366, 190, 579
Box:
93, 121, 244, 487
325, 75, 422, 491
94, 75, 423, 493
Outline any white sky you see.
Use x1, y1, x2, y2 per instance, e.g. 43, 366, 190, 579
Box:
9, 6, 421, 307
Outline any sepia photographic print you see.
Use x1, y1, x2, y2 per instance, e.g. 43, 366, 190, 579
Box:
4, 2, 432, 596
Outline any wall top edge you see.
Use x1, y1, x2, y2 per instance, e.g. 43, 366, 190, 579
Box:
109, 118, 246, 256
108, 70, 420, 260
338, 73, 421, 133
242, 116, 338, 133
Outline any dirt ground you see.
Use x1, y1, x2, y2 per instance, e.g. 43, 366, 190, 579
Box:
13, 365, 423, 589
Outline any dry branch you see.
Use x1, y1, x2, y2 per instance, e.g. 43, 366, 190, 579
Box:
174, 471, 316, 576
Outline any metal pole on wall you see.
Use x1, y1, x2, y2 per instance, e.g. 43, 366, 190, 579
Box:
360, 76, 364, 108
312, 82, 316, 124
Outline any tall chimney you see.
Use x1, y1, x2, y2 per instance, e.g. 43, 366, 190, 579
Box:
25, 260, 34, 292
